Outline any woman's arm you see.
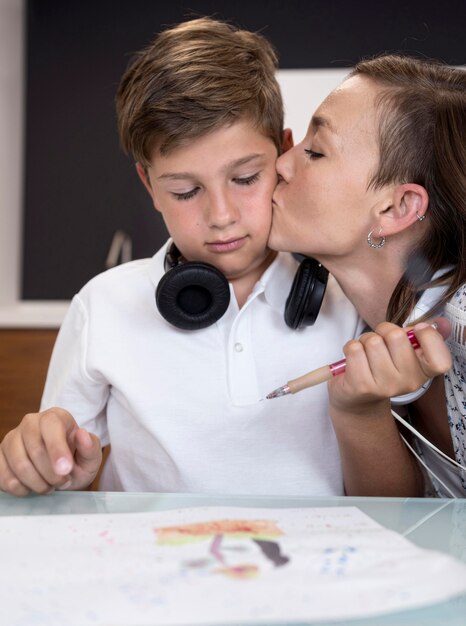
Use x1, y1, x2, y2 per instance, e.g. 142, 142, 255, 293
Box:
331, 399, 423, 496
328, 321, 452, 496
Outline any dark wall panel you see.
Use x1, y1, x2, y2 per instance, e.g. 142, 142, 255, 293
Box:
22, 0, 466, 299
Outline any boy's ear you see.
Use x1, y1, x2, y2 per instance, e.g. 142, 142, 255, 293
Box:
281, 128, 294, 153
135, 162, 155, 203
379, 183, 429, 235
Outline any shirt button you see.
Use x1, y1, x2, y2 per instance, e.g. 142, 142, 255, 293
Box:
234, 342, 244, 352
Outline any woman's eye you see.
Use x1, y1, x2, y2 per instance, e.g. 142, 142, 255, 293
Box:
172, 187, 199, 201
304, 148, 324, 160
234, 173, 260, 186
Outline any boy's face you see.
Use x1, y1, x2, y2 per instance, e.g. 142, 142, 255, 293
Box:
138, 120, 279, 283
269, 76, 387, 261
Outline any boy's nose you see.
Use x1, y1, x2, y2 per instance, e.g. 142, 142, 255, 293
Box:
206, 194, 239, 228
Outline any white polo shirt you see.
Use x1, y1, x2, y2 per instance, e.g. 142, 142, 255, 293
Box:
41, 242, 364, 496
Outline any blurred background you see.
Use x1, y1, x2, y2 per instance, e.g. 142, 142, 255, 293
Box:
1, 0, 465, 306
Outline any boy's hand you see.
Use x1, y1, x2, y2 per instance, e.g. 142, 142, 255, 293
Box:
0, 408, 102, 496
329, 318, 452, 414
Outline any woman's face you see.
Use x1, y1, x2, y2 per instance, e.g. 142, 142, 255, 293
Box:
269, 76, 390, 262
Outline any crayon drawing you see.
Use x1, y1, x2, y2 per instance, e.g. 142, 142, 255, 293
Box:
155, 518, 290, 579
1, 506, 466, 626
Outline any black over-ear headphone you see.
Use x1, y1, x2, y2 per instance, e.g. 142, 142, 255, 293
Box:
155, 243, 328, 331
284, 256, 329, 329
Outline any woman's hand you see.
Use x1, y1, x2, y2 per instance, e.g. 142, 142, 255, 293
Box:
327, 319, 450, 496
328, 318, 452, 414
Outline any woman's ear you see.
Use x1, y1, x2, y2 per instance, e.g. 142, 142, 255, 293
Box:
380, 183, 429, 235
135, 162, 156, 203
281, 128, 294, 153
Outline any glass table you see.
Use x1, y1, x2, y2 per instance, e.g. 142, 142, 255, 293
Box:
1, 491, 465, 625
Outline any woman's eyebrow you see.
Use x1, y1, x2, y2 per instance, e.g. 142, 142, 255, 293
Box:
311, 115, 336, 134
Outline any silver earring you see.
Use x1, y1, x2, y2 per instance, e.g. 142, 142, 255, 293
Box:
416, 211, 426, 222
367, 228, 385, 249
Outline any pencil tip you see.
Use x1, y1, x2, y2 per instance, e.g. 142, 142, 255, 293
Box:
266, 385, 290, 399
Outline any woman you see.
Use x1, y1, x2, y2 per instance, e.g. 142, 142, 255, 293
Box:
269, 54, 466, 496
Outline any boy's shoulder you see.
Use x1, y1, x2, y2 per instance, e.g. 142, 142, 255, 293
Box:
68, 252, 165, 328
81, 244, 167, 294
82, 258, 153, 293
76, 245, 167, 308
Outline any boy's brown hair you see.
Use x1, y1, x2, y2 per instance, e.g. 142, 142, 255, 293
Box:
116, 17, 284, 167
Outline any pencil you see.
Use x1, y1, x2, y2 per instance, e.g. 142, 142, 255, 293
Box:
266, 327, 426, 400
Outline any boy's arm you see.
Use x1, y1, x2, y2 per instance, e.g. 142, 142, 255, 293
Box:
328, 321, 452, 496
0, 408, 102, 496
1, 294, 109, 497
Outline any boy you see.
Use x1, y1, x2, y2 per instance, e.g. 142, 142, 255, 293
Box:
0, 18, 394, 497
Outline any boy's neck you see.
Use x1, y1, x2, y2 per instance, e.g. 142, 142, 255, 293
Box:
231, 250, 277, 308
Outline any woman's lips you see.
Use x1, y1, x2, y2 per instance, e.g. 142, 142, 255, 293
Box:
272, 190, 281, 207
206, 236, 247, 253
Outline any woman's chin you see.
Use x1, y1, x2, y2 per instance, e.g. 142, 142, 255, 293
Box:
268, 229, 288, 252
267, 226, 279, 250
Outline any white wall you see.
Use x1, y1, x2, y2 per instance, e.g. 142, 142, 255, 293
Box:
278, 68, 348, 143
0, 1, 348, 325
0, 0, 24, 306
0, 0, 68, 325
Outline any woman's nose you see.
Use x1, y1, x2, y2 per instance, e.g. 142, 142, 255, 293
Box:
276, 149, 294, 183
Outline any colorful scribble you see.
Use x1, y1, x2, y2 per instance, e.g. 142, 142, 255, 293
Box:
155, 518, 290, 580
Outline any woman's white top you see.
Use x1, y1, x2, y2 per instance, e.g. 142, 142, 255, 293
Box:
398, 273, 466, 497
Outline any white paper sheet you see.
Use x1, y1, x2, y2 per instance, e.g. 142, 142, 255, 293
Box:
2, 505, 466, 625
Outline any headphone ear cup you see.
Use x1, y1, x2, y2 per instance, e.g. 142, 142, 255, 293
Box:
156, 262, 230, 330
284, 258, 328, 329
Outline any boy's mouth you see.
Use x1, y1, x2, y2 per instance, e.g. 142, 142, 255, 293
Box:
206, 236, 247, 253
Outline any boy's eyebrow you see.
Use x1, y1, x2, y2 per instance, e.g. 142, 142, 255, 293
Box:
224, 153, 266, 170
156, 153, 266, 180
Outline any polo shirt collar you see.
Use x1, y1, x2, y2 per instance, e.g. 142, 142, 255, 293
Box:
148, 239, 173, 288
255, 252, 298, 314
404, 266, 454, 324
147, 241, 297, 315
